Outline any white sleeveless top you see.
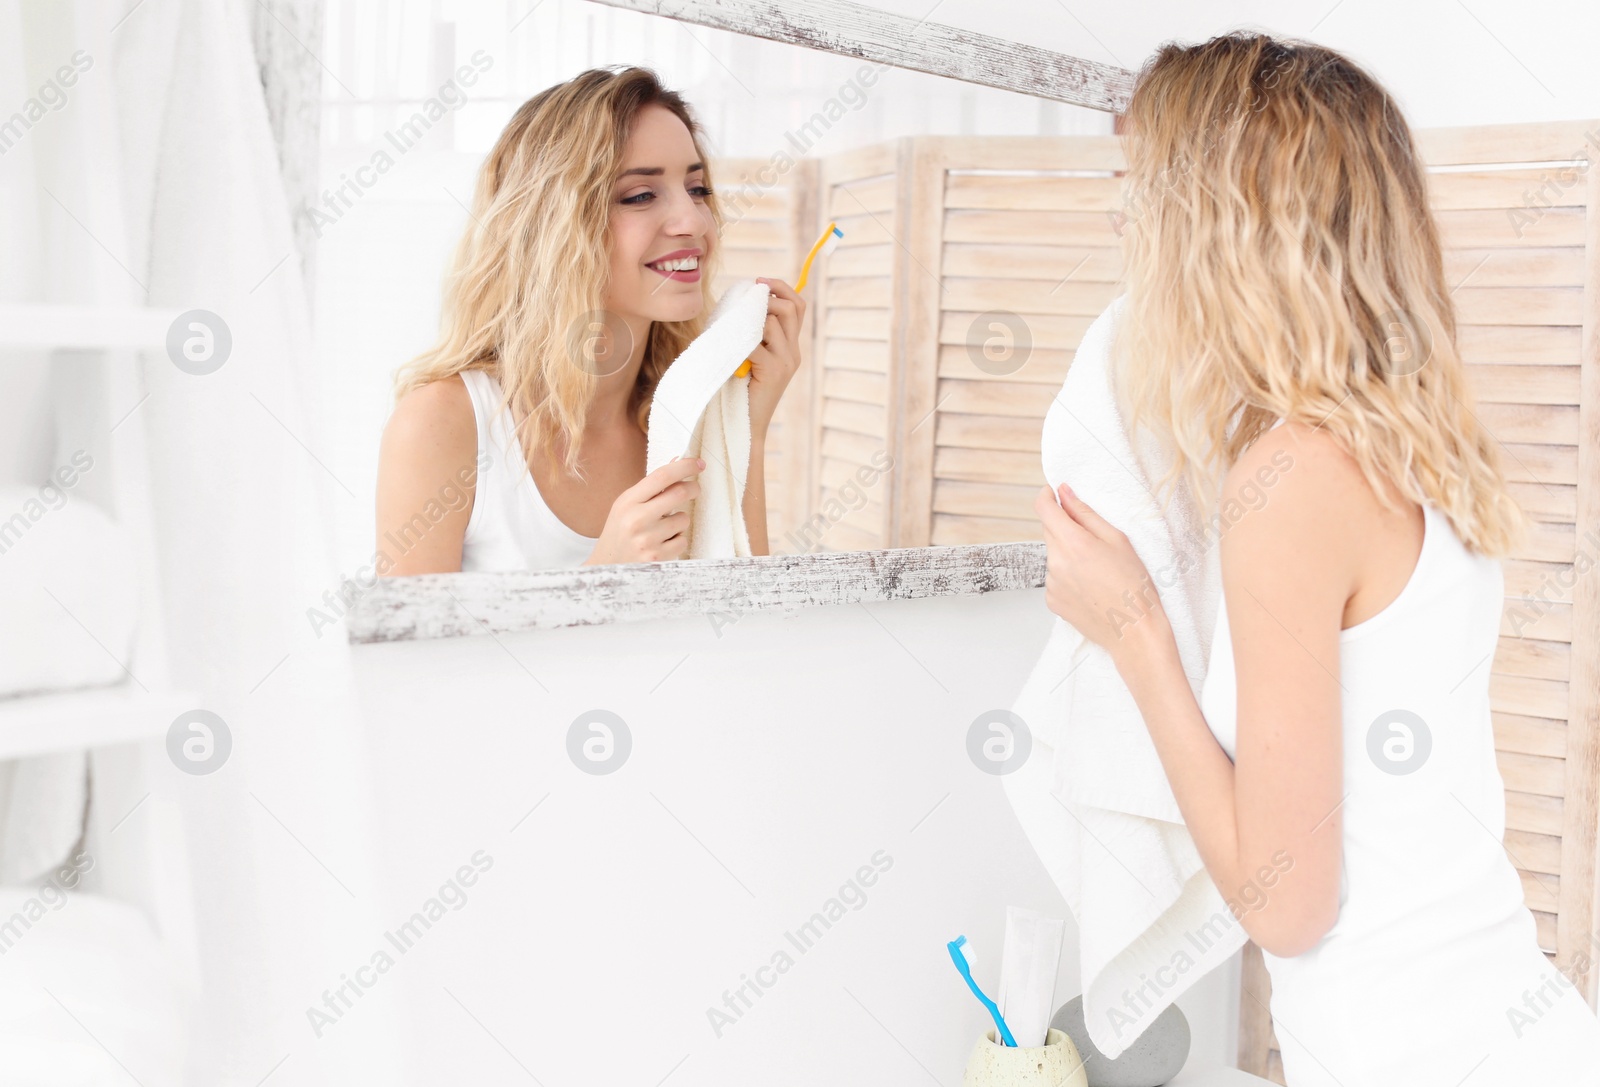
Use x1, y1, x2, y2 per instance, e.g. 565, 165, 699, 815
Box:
458, 370, 598, 572
1198, 429, 1600, 1084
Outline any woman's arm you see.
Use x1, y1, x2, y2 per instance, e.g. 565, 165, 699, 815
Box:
1037, 424, 1354, 957
742, 435, 769, 555
374, 375, 478, 576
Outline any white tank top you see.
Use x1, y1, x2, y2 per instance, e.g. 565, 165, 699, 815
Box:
1198, 427, 1600, 1084
458, 369, 598, 572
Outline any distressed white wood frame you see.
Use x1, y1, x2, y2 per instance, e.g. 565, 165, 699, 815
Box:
347, 0, 1132, 645
346, 541, 1043, 641
254, 0, 327, 296
585, 0, 1135, 111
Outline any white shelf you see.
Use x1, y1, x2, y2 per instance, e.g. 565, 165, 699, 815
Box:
0, 685, 195, 759
0, 304, 184, 351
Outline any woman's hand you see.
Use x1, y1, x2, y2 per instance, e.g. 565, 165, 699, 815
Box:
744, 277, 807, 439
585, 456, 703, 565
1034, 482, 1170, 668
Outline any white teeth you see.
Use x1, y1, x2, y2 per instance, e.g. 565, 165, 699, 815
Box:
650, 256, 699, 272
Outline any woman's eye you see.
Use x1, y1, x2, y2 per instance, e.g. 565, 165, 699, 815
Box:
620, 185, 712, 206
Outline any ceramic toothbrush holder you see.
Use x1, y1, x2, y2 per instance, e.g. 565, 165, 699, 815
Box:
962, 1027, 1091, 1087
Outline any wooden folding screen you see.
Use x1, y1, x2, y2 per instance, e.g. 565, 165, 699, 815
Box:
897, 135, 1126, 547
715, 146, 903, 555
725, 136, 1130, 555
804, 142, 905, 554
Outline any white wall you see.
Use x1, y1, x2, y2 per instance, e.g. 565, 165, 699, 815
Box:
346, 589, 1237, 1083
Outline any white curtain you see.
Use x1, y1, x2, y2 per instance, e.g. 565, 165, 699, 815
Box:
3, 0, 407, 1082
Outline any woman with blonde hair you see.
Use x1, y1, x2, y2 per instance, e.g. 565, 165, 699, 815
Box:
1036, 32, 1600, 1085
377, 66, 806, 572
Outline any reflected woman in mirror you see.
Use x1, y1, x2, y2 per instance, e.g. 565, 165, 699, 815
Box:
376, 67, 805, 573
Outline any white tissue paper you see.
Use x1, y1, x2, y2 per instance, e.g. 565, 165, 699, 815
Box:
997, 905, 1066, 1048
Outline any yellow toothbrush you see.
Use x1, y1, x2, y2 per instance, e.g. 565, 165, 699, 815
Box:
734, 221, 844, 378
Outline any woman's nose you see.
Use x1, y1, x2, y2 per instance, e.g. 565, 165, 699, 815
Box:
661, 189, 706, 236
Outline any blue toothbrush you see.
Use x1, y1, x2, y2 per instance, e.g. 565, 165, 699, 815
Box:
947, 935, 1018, 1046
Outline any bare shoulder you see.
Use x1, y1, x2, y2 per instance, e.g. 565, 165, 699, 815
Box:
1225, 420, 1368, 501
375, 374, 480, 575
1219, 420, 1371, 590
383, 373, 476, 458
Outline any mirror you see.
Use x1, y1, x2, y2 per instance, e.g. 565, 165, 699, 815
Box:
321, 0, 1126, 638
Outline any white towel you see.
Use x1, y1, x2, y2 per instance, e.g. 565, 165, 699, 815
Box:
0, 488, 139, 887
644, 278, 770, 559
1002, 294, 1248, 1059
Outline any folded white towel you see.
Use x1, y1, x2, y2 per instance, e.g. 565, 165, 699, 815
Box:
1002, 294, 1248, 1059
0, 487, 138, 703
645, 278, 769, 559
0, 488, 137, 887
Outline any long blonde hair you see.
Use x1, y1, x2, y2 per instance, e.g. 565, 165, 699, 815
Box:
1113, 32, 1527, 557
396, 66, 722, 480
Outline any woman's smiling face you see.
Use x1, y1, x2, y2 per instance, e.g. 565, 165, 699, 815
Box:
604, 103, 716, 326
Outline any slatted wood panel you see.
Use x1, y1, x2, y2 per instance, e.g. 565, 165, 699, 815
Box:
710, 157, 818, 549
789, 141, 903, 555
1235, 118, 1600, 1084
898, 135, 1128, 548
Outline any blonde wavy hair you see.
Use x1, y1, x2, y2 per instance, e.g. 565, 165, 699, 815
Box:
1113, 31, 1527, 557
396, 66, 722, 480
